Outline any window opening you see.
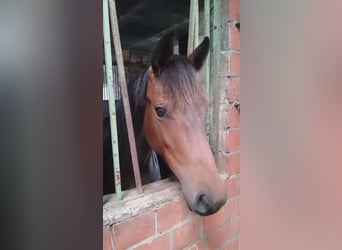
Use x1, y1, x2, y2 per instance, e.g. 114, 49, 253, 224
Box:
103, 0, 223, 203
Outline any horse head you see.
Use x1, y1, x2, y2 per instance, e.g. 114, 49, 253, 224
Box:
143, 33, 227, 215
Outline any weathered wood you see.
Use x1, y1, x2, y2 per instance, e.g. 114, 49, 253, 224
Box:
204, 0, 211, 137
209, 0, 222, 163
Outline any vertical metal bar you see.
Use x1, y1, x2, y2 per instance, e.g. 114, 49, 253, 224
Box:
204, 0, 211, 137
108, 0, 143, 194
187, 0, 196, 55
188, 0, 199, 52
194, 0, 199, 47
103, 0, 122, 199
210, 0, 221, 163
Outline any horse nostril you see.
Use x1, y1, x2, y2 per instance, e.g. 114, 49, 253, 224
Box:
194, 193, 213, 215
194, 193, 227, 216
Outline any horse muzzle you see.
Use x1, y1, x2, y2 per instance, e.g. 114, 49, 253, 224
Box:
192, 192, 227, 216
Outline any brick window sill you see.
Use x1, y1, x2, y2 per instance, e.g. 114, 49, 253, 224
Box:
103, 173, 228, 226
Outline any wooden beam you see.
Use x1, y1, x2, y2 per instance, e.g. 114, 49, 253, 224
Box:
209, 0, 222, 163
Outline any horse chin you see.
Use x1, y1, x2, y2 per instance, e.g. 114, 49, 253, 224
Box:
187, 205, 220, 216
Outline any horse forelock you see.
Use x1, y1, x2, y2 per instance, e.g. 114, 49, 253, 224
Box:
131, 55, 207, 113
157, 55, 207, 110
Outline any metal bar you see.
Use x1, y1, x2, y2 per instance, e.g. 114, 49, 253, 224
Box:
209, 0, 221, 163
194, 0, 199, 47
204, 0, 211, 137
108, 0, 143, 194
103, 0, 122, 199
187, 0, 196, 55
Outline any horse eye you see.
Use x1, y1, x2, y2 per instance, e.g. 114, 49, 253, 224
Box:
155, 106, 167, 117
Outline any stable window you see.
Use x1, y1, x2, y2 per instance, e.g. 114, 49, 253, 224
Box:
103, 0, 227, 223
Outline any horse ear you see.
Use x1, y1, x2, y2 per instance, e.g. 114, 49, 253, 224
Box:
235, 22, 240, 31
151, 32, 174, 75
187, 37, 210, 71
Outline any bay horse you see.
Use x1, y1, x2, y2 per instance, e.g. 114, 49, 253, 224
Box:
103, 32, 226, 215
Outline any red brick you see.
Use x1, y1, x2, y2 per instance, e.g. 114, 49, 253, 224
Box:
227, 106, 240, 128
184, 239, 207, 250
133, 233, 170, 250
226, 153, 240, 176
203, 206, 226, 234
229, 25, 240, 50
222, 239, 239, 250
225, 177, 240, 198
230, 216, 240, 238
229, 0, 240, 21
226, 129, 240, 152
226, 79, 240, 102
225, 198, 239, 220
188, 210, 199, 219
172, 217, 201, 250
113, 211, 155, 250
156, 200, 189, 233
103, 226, 112, 250
228, 53, 240, 76
207, 224, 230, 249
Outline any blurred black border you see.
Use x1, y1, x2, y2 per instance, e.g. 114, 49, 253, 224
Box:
1, 1, 102, 249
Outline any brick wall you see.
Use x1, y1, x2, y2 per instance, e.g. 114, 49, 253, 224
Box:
218, 5, 240, 250
104, 0, 240, 249
104, 186, 239, 250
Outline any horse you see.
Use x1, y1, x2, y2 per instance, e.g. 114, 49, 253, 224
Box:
103, 32, 227, 216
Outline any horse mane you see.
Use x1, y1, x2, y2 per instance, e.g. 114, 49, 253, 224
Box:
132, 54, 207, 112
129, 67, 149, 114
